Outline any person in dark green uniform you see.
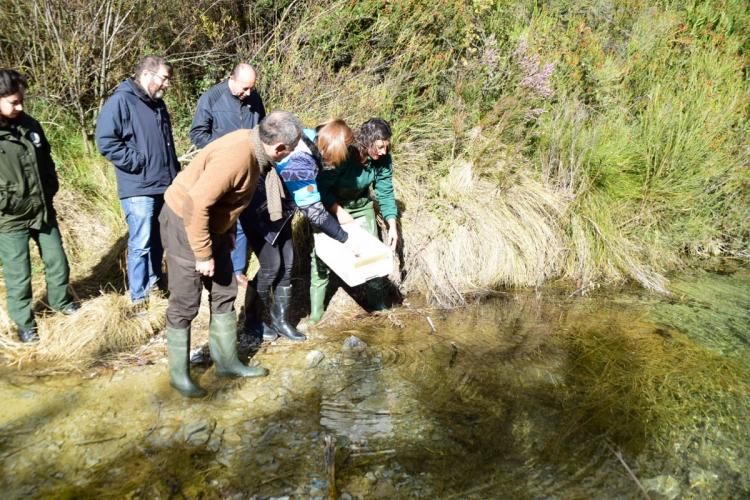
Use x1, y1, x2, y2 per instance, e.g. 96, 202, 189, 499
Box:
311, 118, 398, 322
0, 69, 76, 342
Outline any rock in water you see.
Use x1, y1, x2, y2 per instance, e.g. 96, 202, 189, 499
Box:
305, 350, 325, 369
643, 475, 681, 500
342, 336, 368, 354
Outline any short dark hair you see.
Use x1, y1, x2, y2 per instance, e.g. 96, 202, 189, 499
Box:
134, 55, 172, 78
0, 69, 28, 98
259, 111, 303, 149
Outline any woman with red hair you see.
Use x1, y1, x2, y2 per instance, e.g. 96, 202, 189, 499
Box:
241, 119, 358, 342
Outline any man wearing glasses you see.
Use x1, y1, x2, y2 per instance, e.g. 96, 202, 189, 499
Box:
95, 55, 179, 314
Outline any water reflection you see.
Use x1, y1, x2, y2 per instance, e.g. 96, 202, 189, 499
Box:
320, 336, 395, 442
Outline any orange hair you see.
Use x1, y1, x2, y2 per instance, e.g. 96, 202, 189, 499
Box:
315, 119, 354, 167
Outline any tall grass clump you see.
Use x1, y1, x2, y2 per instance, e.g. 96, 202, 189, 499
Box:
0, 295, 166, 372
530, 1, 750, 288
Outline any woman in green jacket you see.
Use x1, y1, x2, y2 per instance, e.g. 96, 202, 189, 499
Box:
311, 118, 398, 322
0, 69, 76, 342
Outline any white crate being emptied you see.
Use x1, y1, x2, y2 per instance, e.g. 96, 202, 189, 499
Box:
313, 222, 393, 287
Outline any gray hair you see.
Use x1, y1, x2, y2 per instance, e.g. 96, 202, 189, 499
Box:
134, 55, 172, 78
258, 111, 303, 149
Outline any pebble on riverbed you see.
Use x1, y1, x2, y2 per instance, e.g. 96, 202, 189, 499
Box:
306, 350, 325, 368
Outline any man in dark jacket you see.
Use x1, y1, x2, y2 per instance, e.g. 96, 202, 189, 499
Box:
0, 69, 76, 342
189, 63, 266, 288
95, 55, 180, 312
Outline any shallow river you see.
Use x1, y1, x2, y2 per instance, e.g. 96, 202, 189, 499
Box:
1, 266, 748, 498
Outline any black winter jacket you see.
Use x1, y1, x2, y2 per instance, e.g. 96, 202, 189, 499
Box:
189, 81, 266, 148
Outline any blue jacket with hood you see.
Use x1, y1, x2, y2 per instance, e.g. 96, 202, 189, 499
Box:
95, 78, 180, 199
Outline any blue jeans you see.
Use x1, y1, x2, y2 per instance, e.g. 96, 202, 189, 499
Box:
121, 195, 164, 302
231, 219, 248, 276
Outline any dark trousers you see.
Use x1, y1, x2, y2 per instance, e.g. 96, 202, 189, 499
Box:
159, 204, 237, 329
247, 222, 293, 295
0, 218, 73, 330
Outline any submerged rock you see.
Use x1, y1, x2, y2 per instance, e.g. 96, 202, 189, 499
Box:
689, 468, 719, 491
182, 418, 217, 446
306, 350, 325, 368
643, 475, 681, 500
342, 336, 368, 352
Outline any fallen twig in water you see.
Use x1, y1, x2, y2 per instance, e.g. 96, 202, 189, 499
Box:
607, 442, 650, 499
325, 434, 336, 500
258, 474, 291, 487
0, 439, 45, 460
426, 315, 436, 334
443, 480, 495, 499
449, 342, 459, 367
76, 433, 127, 446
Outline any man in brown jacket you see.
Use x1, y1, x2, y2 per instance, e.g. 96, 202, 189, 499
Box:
160, 110, 302, 397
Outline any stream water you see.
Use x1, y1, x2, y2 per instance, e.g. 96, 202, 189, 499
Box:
1, 265, 748, 498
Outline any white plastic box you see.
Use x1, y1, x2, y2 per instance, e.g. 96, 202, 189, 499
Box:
313, 222, 393, 287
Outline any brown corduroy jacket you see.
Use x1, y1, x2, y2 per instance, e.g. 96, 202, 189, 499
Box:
164, 128, 272, 260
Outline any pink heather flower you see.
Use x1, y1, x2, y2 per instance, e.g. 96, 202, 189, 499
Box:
513, 37, 555, 99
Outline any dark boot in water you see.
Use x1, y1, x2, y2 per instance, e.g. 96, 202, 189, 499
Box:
209, 312, 269, 378
243, 282, 278, 342
366, 278, 387, 312
166, 326, 207, 398
271, 285, 306, 341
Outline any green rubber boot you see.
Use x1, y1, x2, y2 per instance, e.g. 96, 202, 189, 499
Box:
309, 281, 327, 323
209, 312, 269, 378
166, 326, 207, 398
309, 250, 329, 323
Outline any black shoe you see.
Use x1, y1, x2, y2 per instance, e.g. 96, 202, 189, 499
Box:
60, 303, 79, 315
18, 327, 39, 343
129, 299, 148, 318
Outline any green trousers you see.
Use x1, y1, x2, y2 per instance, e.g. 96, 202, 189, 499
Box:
310, 198, 386, 318
0, 220, 73, 330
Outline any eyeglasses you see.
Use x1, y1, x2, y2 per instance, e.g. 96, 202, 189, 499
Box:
150, 71, 171, 84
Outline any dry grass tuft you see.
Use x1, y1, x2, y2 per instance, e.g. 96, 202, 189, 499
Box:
0, 175, 148, 373
399, 157, 567, 306
0, 293, 166, 372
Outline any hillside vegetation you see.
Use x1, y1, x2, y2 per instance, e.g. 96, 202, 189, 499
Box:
1, 0, 748, 308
